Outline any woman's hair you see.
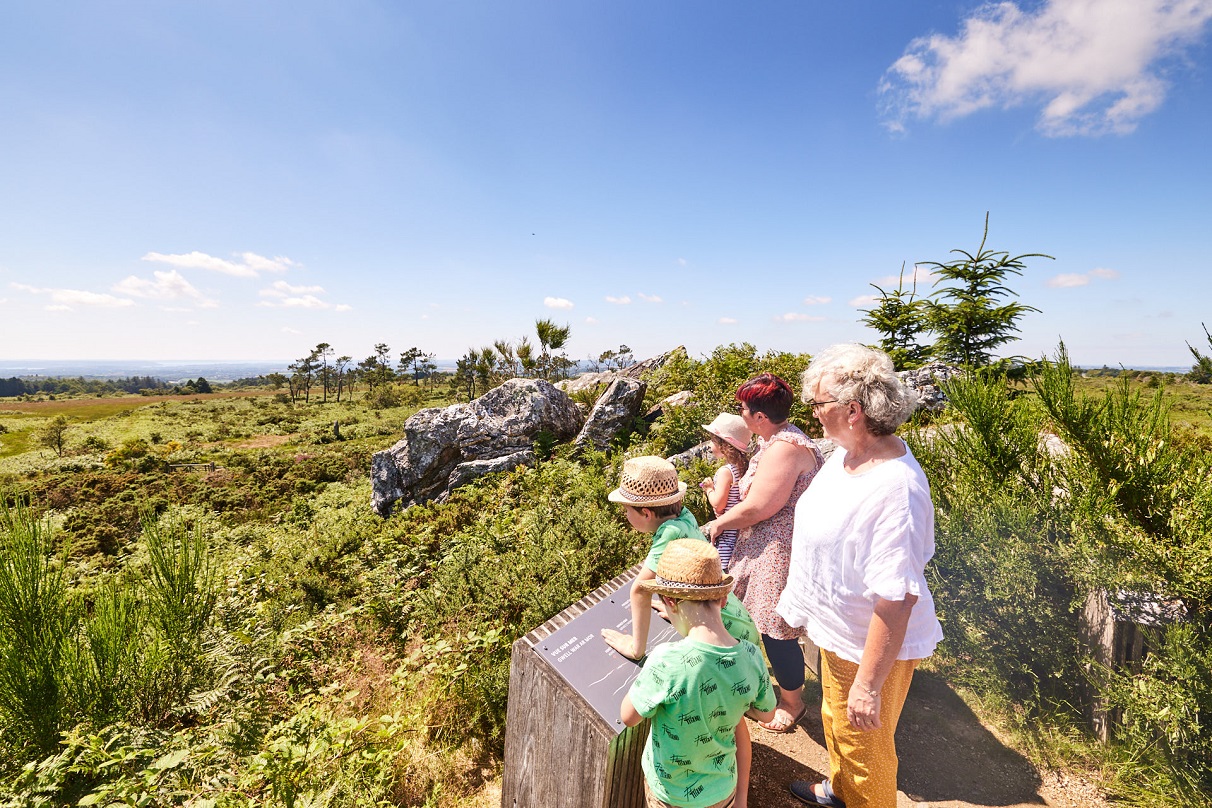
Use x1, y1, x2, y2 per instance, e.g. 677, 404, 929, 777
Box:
710, 436, 750, 476
801, 344, 917, 436
735, 373, 794, 423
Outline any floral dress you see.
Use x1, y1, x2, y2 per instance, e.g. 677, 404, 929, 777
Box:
730, 424, 822, 640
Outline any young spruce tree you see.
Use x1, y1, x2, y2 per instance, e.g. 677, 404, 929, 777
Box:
922, 214, 1051, 368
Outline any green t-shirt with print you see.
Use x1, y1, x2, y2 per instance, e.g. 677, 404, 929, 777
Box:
628, 637, 776, 808
644, 507, 761, 646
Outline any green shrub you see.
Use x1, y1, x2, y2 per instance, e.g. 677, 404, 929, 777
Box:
0, 501, 76, 758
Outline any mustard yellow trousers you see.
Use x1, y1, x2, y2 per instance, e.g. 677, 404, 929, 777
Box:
819, 649, 918, 808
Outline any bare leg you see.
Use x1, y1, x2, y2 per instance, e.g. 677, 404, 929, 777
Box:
734, 719, 752, 808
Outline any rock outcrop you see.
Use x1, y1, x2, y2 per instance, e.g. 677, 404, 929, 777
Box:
371, 378, 583, 515
573, 377, 646, 455
900, 362, 963, 412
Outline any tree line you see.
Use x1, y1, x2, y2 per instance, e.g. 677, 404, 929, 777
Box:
280, 318, 621, 405
0, 375, 173, 398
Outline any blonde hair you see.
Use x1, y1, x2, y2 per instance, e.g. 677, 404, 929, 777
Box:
801, 344, 917, 436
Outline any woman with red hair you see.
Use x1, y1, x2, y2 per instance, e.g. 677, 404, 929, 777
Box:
703, 373, 822, 733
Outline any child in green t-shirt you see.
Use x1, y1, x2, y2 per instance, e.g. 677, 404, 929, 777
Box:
600, 456, 764, 807
621, 539, 776, 808
600, 456, 758, 661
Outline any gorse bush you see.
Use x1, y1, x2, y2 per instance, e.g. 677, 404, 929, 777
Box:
0, 504, 220, 779
0, 502, 75, 756
643, 343, 815, 454
917, 345, 1212, 805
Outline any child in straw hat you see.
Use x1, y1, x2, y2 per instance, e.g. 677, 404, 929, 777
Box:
621, 539, 776, 808
601, 456, 765, 808
601, 456, 759, 662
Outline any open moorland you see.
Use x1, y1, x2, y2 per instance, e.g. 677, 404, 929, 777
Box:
1, 348, 1211, 807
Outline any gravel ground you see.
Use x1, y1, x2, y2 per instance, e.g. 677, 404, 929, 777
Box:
747, 669, 1110, 808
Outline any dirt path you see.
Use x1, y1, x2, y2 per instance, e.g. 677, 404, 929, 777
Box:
748, 670, 1109, 808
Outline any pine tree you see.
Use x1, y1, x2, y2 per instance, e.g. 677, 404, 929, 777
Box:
923, 214, 1050, 368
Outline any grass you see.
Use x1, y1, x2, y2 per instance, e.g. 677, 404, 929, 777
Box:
2, 368, 1210, 806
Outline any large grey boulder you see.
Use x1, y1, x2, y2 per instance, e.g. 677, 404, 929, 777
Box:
371, 378, 583, 515
899, 362, 963, 412
572, 377, 647, 455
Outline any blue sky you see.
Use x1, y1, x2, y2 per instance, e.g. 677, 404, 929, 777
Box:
2, 1, 1210, 368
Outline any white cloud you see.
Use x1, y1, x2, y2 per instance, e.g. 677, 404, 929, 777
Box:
605, 295, 632, 305
849, 294, 881, 308
803, 295, 833, 305
775, 312, 826, 323
873, 266, 935, 289
1047, 267, 1120, 288
259, 294, 330, 309
260, 280, 326, 298
11, 282, 134, 310
677, 258, 688, 267
718, 316, 738, 325
335, 304, 353, 312
637, 293, 663, 303
282, 326, 302, 335
142, 250, 297, 278
585, 316, 599, 324
879, 0, 1212, 136
544, 296, 575, 309
113, 269, 215, 307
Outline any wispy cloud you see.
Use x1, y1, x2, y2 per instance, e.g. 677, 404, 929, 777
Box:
848, 294, 881, 308
718, 316, 738, 325
114, 269, 217, 308
585, 316, 599, 324
803, 295, 832, 305
142, 250, 298, 278
605, 295, 632, 304
879, 0, 1212, 136
282, 326, 302, 335
257, 280, 349, 310
260, 280, 326, 298
11, 282, 134, 310
677, 258, 688, 267
544, 296, 575, 309
775, 312, 826, 323
637, 293, 663, 303
873, 266, 935, 289
1047, 267, 1121, 288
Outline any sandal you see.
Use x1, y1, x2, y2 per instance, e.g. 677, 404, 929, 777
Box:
758, 704, 806, 733
789, 779, 845, 808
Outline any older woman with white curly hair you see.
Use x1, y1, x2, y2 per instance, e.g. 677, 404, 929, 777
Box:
777, 344, 943, 808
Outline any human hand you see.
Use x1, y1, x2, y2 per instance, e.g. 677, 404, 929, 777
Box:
651, 594, 669, 622
847, 683, 881, 732
699, 478, 715, 492
702, 520, 717, 541
601, 629, 643, 660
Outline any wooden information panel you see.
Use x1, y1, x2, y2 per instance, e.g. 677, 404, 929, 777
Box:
532, 575, 681, 730
502, 565, 676, 808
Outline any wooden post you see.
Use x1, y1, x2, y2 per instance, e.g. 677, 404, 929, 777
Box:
501, 565, 662, 808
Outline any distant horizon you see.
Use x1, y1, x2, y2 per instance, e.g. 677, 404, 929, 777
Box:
0, 356, 1194, 384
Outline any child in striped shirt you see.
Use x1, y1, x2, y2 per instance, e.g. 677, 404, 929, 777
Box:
698, 414, 751, 573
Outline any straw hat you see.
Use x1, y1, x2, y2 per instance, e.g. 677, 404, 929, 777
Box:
638, 539, 734, 601
702, 413, 752, 452
607, 456, 688, 508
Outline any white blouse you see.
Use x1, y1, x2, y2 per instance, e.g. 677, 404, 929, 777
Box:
776, 441, 943, 664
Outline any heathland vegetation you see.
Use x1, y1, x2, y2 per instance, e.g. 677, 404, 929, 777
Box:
3, 225, 1212, 806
